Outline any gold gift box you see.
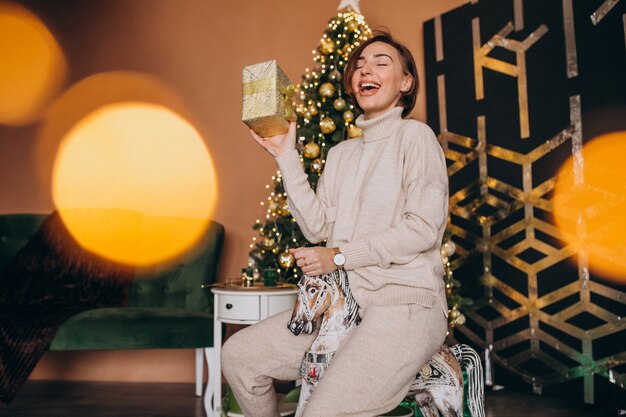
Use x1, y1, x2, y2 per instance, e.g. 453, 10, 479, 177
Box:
242, 60, 296, 137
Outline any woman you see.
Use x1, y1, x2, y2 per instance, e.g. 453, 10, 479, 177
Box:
222, 31, 449, 417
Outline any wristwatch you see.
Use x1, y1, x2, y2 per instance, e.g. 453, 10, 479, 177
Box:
332, 247, 346, 269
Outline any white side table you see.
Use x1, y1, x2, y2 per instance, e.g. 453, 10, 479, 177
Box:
205, 283, 298, 417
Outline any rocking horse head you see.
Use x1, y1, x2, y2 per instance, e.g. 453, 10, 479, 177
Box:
288, 274, 334, 335
287, 269, 359, 336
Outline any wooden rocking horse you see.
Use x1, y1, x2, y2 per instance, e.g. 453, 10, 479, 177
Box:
287, 270, 485, 417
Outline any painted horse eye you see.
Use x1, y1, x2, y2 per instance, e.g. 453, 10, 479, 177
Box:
308, 288, 317, 295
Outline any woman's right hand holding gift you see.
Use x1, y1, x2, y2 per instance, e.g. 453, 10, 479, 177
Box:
250, 121, 296, 158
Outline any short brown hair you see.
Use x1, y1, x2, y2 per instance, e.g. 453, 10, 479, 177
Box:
343, 31, 419, 118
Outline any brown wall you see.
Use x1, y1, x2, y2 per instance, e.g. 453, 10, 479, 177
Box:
1, 0, 466, 383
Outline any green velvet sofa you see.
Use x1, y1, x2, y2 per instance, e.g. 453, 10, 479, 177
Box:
0, 213, 224, 399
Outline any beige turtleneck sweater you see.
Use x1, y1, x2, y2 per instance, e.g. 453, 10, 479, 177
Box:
276, 106, 449, 315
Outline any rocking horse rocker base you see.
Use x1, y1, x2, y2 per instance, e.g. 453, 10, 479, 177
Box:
288, 270, 485, 417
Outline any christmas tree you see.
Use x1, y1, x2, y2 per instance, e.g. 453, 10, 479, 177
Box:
247, 6, 371, 283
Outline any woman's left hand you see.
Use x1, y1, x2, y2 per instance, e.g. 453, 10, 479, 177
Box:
289, 247, 336, 276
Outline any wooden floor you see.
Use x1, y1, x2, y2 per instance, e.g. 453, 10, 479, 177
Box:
0, 381, 615, 417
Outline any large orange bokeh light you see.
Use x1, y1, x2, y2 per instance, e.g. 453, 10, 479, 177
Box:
52, 102, 218, 267
552, 131, 626, 283
0, 2, 66, 125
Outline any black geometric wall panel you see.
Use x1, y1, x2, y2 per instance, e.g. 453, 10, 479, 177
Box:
424, 0, 626, 405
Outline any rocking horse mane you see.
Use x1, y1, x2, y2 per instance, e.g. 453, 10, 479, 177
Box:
320, 270, 360, 328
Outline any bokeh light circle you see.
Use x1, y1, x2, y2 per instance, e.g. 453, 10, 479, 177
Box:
552, 131, 626, 283
0, 2, 67, 125
52, 102, 218, 267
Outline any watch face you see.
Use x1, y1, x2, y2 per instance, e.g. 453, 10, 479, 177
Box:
333, 253, 346, 266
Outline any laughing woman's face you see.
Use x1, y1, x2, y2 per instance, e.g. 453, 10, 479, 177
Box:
350, 41, 413, 120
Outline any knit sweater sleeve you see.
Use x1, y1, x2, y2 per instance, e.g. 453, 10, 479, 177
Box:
274, 149, 331, 244
340, 124, 449, 270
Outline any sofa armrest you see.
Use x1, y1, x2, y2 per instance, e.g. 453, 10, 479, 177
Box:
129, 221, 224, 313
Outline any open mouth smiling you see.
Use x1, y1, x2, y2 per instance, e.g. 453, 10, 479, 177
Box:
359, 81, 381, 94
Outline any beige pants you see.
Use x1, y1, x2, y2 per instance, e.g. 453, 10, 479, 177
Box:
221, 302, 447, 417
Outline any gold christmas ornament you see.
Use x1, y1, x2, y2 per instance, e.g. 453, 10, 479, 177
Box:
448, 306, 466, 328
333, 98, 346, 111
319, 82, 335, 98
319, 117, 336, 134
347, 20, 359, 32
268, 199, 279, 212
309, 105, 319, 116
278, 200, 290, 216
263, 236, 276, 248
348, 124, 362, 138
295, 104, 306, 116
278, 251, 295, 269
304, 111, 312, 120
310, 158, 323, 173
303, 142, 321, 159
320, 37, 335, 54
342, 110, 354, 123
442, 240, 457, 257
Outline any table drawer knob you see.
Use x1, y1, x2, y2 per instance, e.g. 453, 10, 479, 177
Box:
226, 303, 233, 310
